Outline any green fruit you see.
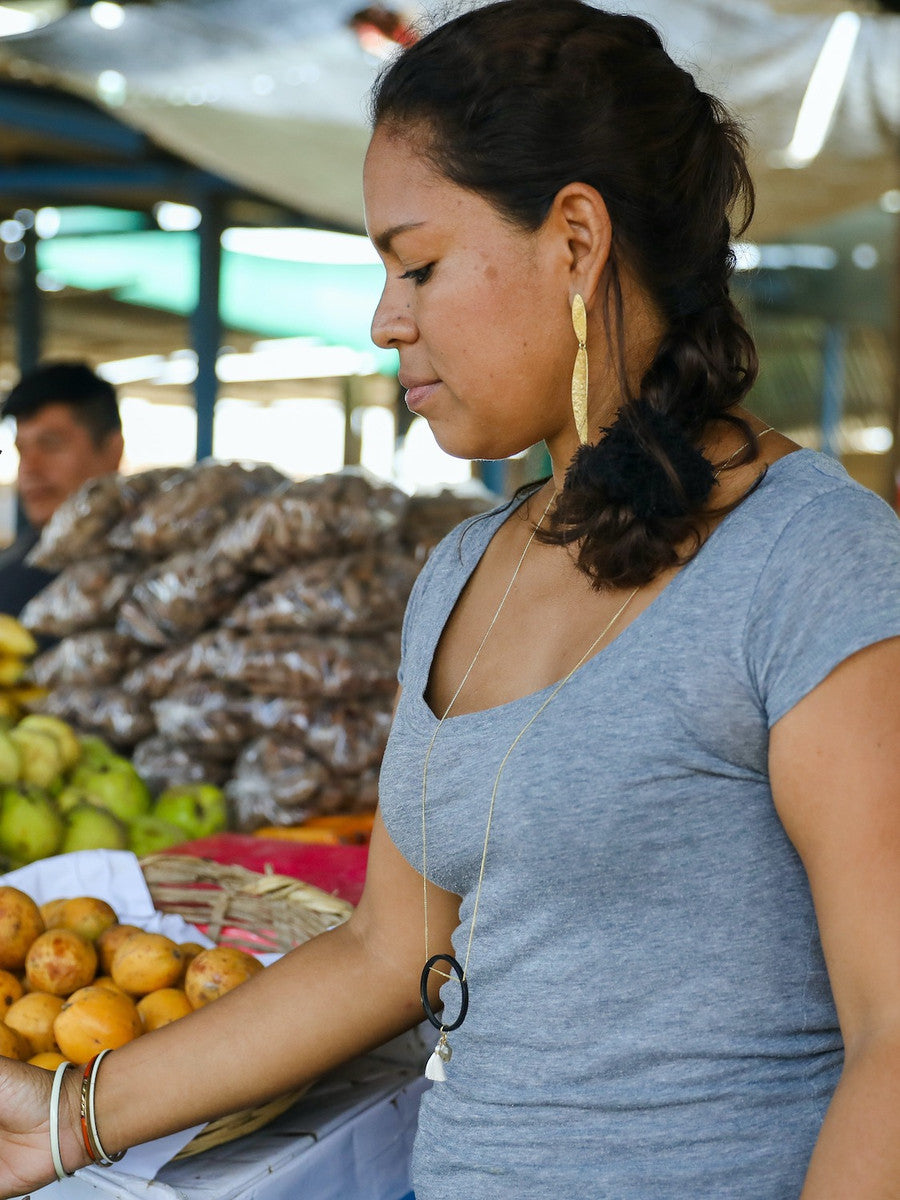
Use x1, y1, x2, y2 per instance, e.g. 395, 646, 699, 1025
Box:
0, 786, 63, 863
8, 728, 64, 790
56, 784, 93, 815
128, 815, 188, 858
17, 715, 81, 771
69, 760, 151, 824
76, 736, 118, 771
61, 803, 128, 854
0, 731, 21, 786
153, 784, 227, 840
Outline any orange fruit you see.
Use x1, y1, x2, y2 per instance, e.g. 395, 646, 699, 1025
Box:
0, 969, 24, 1014
53, 985, 142, 1062
29, 1050, 68, 1070
184, 947, 263, 1009
38, 899, 68, 929
96, 924, 141, 975
0, 887, 45, 971
0, 1021, 29, 1060
4, 991, 63, 1055
177, 942, 206, 983
136, 987, 192, 1031
111, 933, 184, 996
25, 929, 98, 997
92, 975, 128, 997
56, 898, 118, 942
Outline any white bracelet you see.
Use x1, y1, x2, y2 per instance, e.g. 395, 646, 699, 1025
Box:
49, 1060, 74, 1181
86, 1049, 124, 1166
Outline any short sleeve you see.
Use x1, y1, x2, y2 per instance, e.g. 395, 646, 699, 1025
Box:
744, 483, 900, 727
397, 550, 435, 686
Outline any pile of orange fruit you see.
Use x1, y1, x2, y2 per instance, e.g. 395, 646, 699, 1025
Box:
0, 885, 263, 1067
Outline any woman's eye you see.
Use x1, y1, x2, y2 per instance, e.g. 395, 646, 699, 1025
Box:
399, 263, 434, 286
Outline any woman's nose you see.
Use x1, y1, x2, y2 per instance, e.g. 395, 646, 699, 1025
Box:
370, 287, 417, 349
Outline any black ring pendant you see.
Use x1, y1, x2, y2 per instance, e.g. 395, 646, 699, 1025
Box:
420, 953, 469, 1032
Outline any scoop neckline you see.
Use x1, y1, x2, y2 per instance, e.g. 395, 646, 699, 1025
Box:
409, 447, 814, 729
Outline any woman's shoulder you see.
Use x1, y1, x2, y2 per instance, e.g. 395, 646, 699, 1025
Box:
698, 446, 900, 623
417, 488, 537, 583
737, 447, 898, 547
737, 449, 900, 726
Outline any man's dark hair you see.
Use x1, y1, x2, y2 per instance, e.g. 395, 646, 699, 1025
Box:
1, 361, 121, 445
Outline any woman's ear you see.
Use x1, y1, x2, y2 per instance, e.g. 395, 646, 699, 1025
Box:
546, 182, 613, 308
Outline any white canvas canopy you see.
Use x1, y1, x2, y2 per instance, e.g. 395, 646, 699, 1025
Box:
0, 0, 897, 240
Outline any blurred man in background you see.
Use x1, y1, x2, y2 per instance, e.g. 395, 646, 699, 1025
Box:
0, 361, 123, 616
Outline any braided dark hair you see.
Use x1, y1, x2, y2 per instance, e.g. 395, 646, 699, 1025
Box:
372, 0, 760, 587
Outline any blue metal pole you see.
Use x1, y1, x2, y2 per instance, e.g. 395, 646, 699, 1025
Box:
821, 322, 846, 460
15, 225, 40, 375
477, 460, 509, 496
191, 197, 223, 462
14, 225, 41, 535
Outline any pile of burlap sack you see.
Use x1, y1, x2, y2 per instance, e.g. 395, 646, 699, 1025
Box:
20, 461, 493, 830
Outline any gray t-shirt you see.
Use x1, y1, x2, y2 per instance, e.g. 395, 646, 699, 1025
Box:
379, 449, 900, 1199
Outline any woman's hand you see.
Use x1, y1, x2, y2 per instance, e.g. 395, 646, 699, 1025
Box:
0, 1058, 83, 1199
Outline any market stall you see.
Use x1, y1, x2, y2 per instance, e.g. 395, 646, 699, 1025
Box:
0, 465, 495, 1196
0, 849, 426, 1200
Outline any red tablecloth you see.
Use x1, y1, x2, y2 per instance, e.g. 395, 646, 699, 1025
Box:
167, 833, 369, 906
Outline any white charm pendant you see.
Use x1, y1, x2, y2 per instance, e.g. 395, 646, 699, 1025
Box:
425, 1033, 452, 1082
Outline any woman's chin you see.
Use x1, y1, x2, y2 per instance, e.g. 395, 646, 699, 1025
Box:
429, 425, 530, 465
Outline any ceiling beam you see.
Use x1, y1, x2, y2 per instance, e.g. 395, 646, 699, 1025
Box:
0, 161, 234, 198
0, 84, 147, 155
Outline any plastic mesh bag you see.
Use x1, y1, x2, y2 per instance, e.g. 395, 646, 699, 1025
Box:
225, 736, 379, 830
27, 468, 180, 570
19, 556, 139, 637
151, 685, 260, 756
226, 550, 416, 636
213, 632, 400, 699
121, 630, 240, 696
108, 460, 287, 559
207, 468, 408, 575
131, 734, 233, 793
35, 686, 154, 749
30, 631, 146, 688
117, 553, 249, 647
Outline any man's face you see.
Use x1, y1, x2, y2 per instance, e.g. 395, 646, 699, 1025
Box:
14, 402, 123, 528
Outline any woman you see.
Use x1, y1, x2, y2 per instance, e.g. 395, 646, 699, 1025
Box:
2, 3, 900, 1197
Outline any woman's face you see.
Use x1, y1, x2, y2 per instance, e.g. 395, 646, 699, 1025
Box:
364, 126, 577, 463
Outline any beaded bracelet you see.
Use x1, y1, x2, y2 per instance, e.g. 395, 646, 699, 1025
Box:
49, 1060, 74, 1181
80, 1051, 125, 1168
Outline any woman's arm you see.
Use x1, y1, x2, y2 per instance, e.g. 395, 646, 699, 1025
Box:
0, 808, 460, 1197
769, 636, 900, 1198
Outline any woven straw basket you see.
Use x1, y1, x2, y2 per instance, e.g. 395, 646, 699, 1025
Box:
138, 852, 355, 1159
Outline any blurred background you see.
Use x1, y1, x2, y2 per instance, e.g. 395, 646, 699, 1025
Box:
0, 0, 897, 539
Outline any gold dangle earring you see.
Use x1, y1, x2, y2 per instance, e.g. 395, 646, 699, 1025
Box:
571, 293, 589, 444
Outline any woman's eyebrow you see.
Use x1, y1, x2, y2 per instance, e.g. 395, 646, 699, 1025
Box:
371, 221, 426, 254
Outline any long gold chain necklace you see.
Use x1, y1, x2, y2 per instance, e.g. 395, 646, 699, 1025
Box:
419, 487, 638, 1080
418, 426, 774, 1082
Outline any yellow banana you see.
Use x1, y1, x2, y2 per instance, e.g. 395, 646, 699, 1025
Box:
6, 683, 47, 706
0, 614, 37, 658
0, 656, 27, 686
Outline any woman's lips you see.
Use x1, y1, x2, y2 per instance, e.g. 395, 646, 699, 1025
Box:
404, 381, 441, 412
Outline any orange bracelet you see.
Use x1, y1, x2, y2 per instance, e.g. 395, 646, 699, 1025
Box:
80, 1057, 99, 1163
